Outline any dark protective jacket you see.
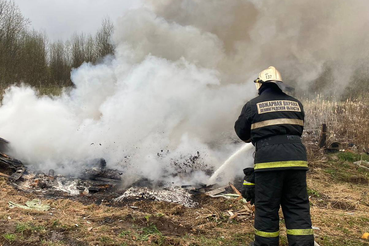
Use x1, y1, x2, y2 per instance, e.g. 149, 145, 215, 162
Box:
235, 83, 308, 172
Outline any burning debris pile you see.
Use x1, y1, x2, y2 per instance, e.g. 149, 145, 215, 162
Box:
11, 157, 125, 196
0, 141, 195, 207
0, 135, 250, 211
0, 139, 124, 197
16, 170, 121, 196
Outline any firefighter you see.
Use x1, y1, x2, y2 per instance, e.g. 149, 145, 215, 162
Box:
235, 66, 314, 246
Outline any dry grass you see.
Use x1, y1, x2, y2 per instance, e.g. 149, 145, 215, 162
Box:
303, 97, 369, 151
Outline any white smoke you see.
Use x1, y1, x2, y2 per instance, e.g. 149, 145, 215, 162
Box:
0, 39, 252, 185
1, 0, 367, 185
149, 0, 369, 94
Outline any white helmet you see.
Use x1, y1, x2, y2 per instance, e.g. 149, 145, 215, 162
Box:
254, 66, 285, 91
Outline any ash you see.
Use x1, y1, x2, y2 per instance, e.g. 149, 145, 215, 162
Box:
114, 187, 198, 208
54, 178, 81, 196
158, 150, 213, 177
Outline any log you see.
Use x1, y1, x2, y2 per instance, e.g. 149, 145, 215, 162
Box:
318, 124, 327, 148
229, 183, 255, 212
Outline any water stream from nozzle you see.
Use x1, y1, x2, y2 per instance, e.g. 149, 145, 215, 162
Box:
207, 143, 254, 186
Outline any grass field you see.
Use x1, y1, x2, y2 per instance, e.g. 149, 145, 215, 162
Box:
0, 151, 368, 246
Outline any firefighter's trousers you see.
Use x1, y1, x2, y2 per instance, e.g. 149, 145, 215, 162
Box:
254, 170, 314, 246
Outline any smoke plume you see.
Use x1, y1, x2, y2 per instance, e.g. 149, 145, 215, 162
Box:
0, 0, 368, 185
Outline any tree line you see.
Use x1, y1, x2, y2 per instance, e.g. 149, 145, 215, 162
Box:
0, 0, 114, 92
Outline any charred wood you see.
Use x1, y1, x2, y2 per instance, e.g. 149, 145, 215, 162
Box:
0, 152, 25, 180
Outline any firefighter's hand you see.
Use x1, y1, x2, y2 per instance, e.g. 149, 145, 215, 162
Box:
242, 178, 255, 205
242, 168, 255, 205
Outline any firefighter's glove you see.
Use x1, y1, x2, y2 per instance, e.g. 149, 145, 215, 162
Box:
242, 168, 255, 205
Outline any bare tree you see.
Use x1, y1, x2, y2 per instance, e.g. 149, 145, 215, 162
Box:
95, 18, 114, 59
71, 33, 87, 68
49, 41, 72, 87
0, 2, 116, 92
18, 30, 48, 87
0, 0, 29, 86
85, 34, 97, 63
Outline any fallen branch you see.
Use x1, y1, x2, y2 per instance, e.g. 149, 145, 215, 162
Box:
229, 183, 242, 196
353, 161, 369, 171
229, 213, 238, 220
0, 172, 10, 178
229, 183, 255, 212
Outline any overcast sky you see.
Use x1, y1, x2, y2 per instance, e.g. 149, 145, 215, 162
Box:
13, 0, 142, 41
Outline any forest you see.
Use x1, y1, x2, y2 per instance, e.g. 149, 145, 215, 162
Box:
0, 0, 114, 93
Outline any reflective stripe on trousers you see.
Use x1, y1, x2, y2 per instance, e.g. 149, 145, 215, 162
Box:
254, 229, 314, 246
255, 228, 313, 238
287, 229, 314, 236
255, 229, 279, 238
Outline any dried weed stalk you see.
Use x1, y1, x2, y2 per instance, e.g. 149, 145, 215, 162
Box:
303, 96, 369, 152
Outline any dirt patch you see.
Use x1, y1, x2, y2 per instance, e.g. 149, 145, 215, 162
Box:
329, 200, 357, 211
348, 175, 368, 184
125, 214, 192, 237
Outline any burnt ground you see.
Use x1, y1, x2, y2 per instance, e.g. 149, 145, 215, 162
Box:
1, 152, 369, 246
